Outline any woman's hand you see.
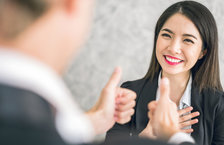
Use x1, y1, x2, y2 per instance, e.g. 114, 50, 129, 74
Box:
140, 106, 200, 139
140, 78, 200, 139
178, 106, 200, 133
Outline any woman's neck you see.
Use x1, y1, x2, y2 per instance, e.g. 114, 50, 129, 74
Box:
161, 71, 190, 106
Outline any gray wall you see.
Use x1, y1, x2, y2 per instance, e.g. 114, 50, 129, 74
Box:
64, 0, 224, 112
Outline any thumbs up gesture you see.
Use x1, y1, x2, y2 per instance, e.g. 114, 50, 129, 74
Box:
87, 67, 136, 134
149, 77, 180, 141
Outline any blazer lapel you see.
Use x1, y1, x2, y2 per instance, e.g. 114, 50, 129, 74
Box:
135, 77, 158, 133
191, 86, 204, 144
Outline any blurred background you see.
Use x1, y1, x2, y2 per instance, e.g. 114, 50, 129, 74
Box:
64, 0, 224, 116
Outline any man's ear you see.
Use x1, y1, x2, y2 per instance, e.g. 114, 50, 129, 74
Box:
198, 49, 207, 60
63, 0, 78, 14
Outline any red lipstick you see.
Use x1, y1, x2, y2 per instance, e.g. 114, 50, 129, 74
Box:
164, 55, 183, 66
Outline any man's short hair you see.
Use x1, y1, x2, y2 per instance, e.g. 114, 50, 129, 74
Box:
0, 0, 50, 39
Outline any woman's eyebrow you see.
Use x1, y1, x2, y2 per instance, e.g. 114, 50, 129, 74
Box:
161, 28, 174, 34
183, 34, 197, 40
162, 28, 198, 40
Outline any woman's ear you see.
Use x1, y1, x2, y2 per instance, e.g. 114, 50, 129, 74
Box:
198, 49, 207, 60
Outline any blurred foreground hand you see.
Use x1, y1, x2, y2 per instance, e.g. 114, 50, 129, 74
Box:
148, 78, 180, 141
87, 67, 136, 134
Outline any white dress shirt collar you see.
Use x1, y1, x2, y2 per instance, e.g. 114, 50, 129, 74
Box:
0, 48, 94, 144
156, 71, 192, 109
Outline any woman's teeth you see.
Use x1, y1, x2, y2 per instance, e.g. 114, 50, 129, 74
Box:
165, 56, 182, 63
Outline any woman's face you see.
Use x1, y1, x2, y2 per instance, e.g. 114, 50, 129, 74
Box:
156, 13, 204, 77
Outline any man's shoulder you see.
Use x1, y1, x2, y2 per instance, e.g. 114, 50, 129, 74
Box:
0, 83, 51, 109
0, 83, 66, 145
0, 83, 54, 127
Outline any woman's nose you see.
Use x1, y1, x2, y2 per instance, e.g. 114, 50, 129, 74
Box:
167, 39, 181, 54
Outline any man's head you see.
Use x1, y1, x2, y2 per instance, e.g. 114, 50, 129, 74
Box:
0, 0, 94, 74
0, 0, 50, 39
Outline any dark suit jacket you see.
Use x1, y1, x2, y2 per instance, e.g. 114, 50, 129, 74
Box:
103, 136, 195, 145
0, 83, 67, 145
0, 83, 194, 145
105, 76, 224, 145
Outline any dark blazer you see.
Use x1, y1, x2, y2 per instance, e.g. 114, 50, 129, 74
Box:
0, 83, 67, 145
0, 83, 194, 145
103, 136, 195, 145
105, 76, 224, 145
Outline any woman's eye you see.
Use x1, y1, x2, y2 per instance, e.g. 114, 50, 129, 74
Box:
161, 33, 171, 38
184, 39, 194, 44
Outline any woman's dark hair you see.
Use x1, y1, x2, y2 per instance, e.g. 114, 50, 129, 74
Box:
144, 1, 223, 92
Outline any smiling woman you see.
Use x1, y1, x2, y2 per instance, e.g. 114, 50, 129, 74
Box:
156, 13, 205, 80
105, 1, 224, 145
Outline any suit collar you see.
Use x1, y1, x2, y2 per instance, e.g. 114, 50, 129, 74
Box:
135, 75, 158, 133
0, 48, 95, 142
156, 72, 192, 109
190, 85, 204, 144
0, 48, 74, 112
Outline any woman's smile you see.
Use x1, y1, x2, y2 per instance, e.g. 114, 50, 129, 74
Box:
164, 55, 183, 65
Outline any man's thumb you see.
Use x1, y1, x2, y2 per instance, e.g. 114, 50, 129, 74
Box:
159, 77, 170, 101
105, 67, 122, 90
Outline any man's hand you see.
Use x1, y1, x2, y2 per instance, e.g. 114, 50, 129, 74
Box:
139, 101, 157, 139
86, 67, 136, 134
114, 87, 136, 124
139, 120, 156, 139
149, 77, 180, 141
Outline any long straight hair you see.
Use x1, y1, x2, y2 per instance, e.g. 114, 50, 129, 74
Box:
144, 1, 223, 92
